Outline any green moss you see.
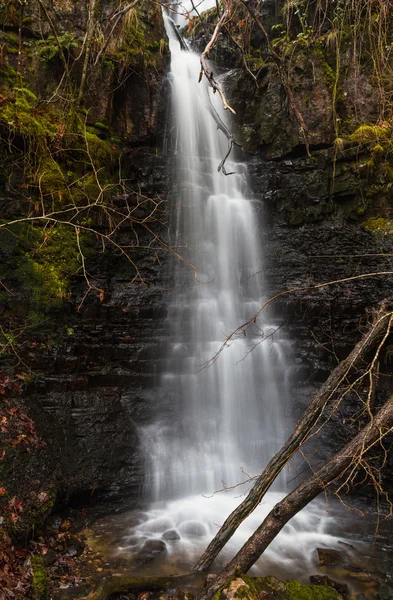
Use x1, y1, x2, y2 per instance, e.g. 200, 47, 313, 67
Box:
349, 123, 392, 144
35, 33, 79, 65
85, 132, 116, 165
94, 121, 111, 133
285, 580, 341, 600
31, 556, 49, 600
362, 217, 393, 235
38, 157, 66, 196
105, 1, 166, 70
0, 222, 91, 313
4, 31, 18, 45
0, 87, 56, 139
18, 224, 84, 308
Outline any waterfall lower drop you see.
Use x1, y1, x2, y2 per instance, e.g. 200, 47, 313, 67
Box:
123, 7, 350, 578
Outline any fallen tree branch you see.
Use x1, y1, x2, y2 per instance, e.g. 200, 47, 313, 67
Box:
199, 395, 393, 600
199, 0, 236, 114
204, 88, 242, 174
168, 16, 189, 51
193, 302, 393, 572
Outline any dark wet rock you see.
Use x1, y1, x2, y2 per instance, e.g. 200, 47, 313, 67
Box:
162, 529, 181, 541
64, 535, 85, 558
42, 549, 57, 567
142, 539, 167, 555
378, 584, 393, 600
381, 553, 393, 581
310, 575, 349, 596
317, 548, 345, 566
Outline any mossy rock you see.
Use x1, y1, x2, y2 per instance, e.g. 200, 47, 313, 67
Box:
217, 575, 342, 600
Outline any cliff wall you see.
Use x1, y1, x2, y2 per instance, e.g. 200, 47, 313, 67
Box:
2, 0, 393, 538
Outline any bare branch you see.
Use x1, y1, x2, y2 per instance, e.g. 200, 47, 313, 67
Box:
200, 0, 236, 114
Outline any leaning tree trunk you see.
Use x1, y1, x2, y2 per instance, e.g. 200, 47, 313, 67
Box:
194, 303, 393, 572
199, 396, 393, 600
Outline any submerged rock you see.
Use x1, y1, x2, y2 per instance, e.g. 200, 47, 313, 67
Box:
316, 548, 345, 566
142, 539, 167, 555
178, 521, 207, 538
162, 529, 181, 541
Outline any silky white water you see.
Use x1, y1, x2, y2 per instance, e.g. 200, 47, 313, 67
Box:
124, 5, 349, 575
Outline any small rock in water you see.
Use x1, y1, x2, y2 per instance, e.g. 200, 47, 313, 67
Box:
316, 548, 345, 566
309, 575, 349, 595
378, 583, 393, 600
162, 529, 181, 541
142, 539, 167, 555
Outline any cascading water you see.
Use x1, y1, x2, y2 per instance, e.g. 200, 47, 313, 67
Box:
122, 4, 351, 576
148, 21, 289, 503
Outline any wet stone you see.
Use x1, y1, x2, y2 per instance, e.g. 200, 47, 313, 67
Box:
316, 548, 345, 566
142, 539, 167, 555
162, 529, 181, 541
309, 575, 349, 595
378, 583, 393, 600
42, 549, 57, 566
65, 535, 85, 557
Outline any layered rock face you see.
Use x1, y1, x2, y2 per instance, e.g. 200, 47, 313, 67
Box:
0, 0, 171, 535
2, 0, 393, 537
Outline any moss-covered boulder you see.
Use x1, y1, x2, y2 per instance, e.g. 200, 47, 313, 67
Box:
217, 575, 342, 600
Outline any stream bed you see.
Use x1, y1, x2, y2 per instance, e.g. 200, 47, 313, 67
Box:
52, 496, 393, 600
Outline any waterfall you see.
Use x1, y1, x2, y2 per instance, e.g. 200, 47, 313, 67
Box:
148, 18, 290, 502
123, 5, 348, 575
